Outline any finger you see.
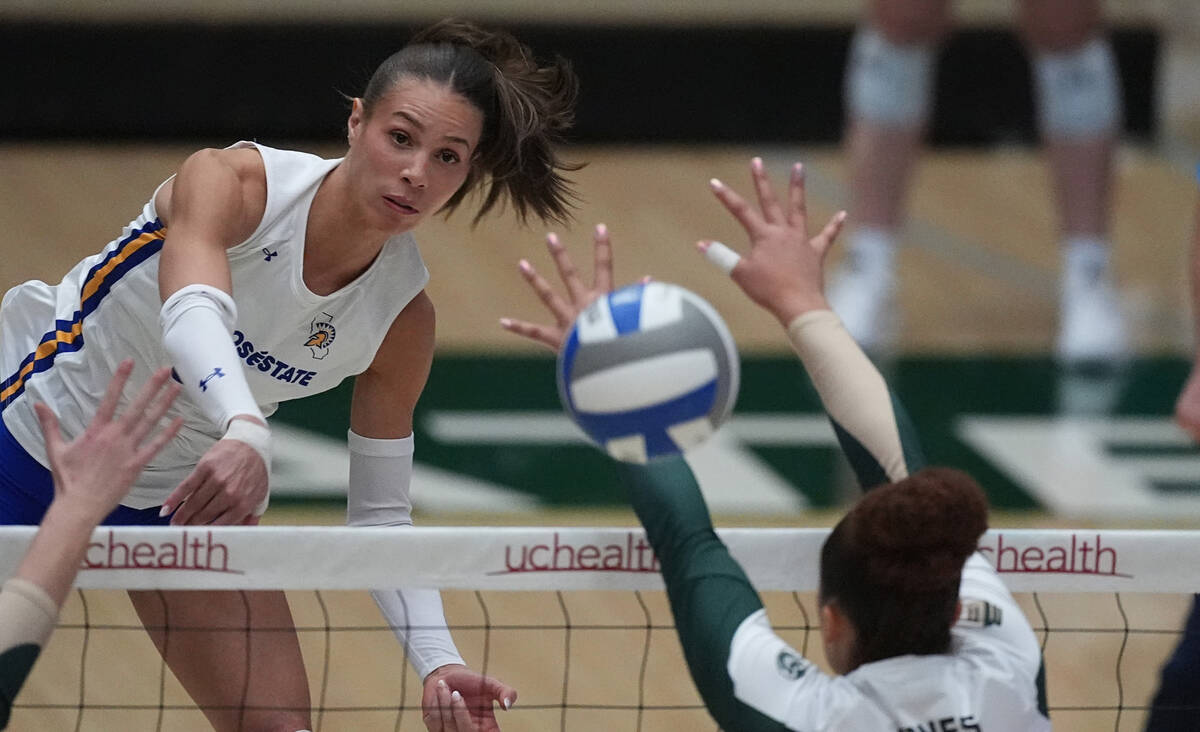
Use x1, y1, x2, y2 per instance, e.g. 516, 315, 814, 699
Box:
438, 680, 454, 730
709, 178, 764, 236
93, 359, 135, 428
450, 690, 473, 729
33, 402, 64, 460
697, 240, 742, 276
486, 677, 518, 710
160, 466, 204, 518
129, 381, 181, 446
811, 211, 848, 258
592, 223, 614, 294
135, 416, 184, 467
499, 318, 562, 352
187, 483, 240, 526
546, 233, 589, 305
786, 162, 808, 228
519, 259, 577, 327
749, 157, 784, 224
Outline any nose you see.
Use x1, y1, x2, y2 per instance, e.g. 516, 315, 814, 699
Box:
401, 152, 428, 190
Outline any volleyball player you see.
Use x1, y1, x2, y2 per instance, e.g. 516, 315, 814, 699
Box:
1144, 168, 1200, 729
829, 0, 1125, 362
504, 159, 1050, 728
0, 363, 181, 729
0, 19, 581, 731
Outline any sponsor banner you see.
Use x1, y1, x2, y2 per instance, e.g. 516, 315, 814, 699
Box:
0, 527, 1195, 592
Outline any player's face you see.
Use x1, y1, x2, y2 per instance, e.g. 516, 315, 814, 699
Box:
346, 76, 484, 232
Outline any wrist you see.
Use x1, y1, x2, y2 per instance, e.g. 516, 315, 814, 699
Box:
42, 498, 107, 534
771, 293, 830, 327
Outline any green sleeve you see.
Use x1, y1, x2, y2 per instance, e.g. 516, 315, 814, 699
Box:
0, 644, 40, 729
623, 458, 789, 731
829, 390, 926, 490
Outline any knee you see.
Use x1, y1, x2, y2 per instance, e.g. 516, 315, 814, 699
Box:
1018, 0, 1103, 53
869, 0, 953, 46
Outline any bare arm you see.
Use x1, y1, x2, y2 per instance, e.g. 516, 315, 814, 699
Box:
156, 147, 266, 299
350, 291, 436, 438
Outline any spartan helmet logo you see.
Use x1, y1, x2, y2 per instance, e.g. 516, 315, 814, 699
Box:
305, 312, 336, 360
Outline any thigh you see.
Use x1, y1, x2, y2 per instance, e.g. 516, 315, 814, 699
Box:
0, 415, 53, 525
129, 589, 312, 732
1017, 0, 1103, 52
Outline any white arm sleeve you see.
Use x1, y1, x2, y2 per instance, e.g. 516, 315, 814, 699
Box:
347, 430, 465, 680
159, 284, 265, 431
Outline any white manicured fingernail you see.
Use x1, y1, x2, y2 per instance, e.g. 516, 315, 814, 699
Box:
546, 232, 560, 247
709, 178, 723, 190
703, 241, 741, 275
751, 157, 763, 171
519, 259, 532, 273
499, 318, 513, 328
838, 210, 847, 222
503, 697, 512, 710
451, 690, 462, 702
596, 223, 607, 236
438, 679, 447, 689
159, 505, 171, 517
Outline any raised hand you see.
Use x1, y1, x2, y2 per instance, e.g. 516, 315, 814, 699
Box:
34, 360, 183, 525
699, 158, 847, 325
500, 224, 615, 351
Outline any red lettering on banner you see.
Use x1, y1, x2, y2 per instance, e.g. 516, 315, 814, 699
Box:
491, 532, 663, 575
81, 531, 243, 574
976, 533, 1131, 578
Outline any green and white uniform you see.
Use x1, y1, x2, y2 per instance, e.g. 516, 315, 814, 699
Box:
624, 310, 1051, 731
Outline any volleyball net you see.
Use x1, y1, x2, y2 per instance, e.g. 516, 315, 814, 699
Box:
1, 526, 1196, 731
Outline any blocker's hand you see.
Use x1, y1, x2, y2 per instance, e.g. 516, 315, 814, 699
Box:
422, 664, 517, 732
699, 158, 847, 326
501, 224, 616, 351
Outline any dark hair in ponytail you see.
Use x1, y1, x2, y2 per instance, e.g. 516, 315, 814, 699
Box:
360, 18, 581, 225
819, 467, 989, 667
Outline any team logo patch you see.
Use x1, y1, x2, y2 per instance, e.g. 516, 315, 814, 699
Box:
305, 313, 336, 360
776, 650, 808, 680
199, 367, 225, 392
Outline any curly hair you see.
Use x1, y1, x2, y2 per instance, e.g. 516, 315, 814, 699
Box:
819, 467, 990, 667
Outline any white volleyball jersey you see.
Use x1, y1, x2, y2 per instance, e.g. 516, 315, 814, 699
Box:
0, 142, 429, 508
728, 554, 1050, 731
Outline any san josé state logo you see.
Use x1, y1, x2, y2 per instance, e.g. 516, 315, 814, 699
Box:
305, 312, 336, 360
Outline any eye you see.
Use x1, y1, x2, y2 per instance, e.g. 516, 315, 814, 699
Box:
438, 150, 461, 165
391, 131, 410, 146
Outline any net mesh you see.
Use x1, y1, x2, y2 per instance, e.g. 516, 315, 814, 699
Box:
3, 526, 1197, 731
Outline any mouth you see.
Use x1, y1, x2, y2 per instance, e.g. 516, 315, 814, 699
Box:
383, 195, 420, 215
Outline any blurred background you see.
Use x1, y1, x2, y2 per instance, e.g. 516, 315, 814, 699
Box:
2, 0, 1199, 526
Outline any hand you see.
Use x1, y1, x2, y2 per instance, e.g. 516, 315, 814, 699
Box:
700, 158, 847, 326
161, 419, 269, 525
500, 225, 615, 351
1177, 364, 1200, 441
422, 664, 517, 732
34, 360, 183, 524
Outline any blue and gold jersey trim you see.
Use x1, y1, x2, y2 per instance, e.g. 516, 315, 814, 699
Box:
0, 220, 167, 410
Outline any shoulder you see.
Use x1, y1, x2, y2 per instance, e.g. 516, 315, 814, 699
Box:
367, 291, 435, 374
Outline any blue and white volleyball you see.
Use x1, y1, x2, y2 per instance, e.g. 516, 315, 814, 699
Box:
558, 281, 740, 463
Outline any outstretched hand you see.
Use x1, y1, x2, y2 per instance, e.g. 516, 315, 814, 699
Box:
699, 158, 847, 325
500, 225, 615, 352
34, 360, 183, 524
422, 664, 517, 732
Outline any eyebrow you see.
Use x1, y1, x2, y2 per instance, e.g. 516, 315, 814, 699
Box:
391, 111, 472, 149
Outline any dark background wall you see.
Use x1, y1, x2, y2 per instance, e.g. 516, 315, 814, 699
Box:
0, 22, 1158, 145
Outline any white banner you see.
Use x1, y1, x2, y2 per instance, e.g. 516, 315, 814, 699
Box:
0, 527, 1195, 593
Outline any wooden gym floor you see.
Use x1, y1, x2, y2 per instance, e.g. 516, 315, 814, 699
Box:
1, 142, 1196, 730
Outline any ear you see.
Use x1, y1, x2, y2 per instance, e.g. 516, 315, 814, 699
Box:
347, 98, 366, 145
821, 603, 848, 644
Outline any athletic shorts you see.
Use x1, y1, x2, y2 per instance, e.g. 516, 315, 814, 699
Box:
0, 416, 170, 527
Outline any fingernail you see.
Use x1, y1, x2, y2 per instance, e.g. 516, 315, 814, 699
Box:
596, 223, 607, 236
158, 505, 171, 518
709, 178, 723, 190
503, 697, 512, 710
794, 162, 804, 179
451, 690, 462, 702
519, 259, 532, 273
640, 275, 652, 284
838, 210, 847, 221
438, 679, 447, 689
546, 232, 560, 247
499, 317, 513, 328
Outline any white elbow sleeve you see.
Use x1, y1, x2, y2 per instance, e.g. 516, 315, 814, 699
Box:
348, 430, 464, 678
159, 284, 264, 431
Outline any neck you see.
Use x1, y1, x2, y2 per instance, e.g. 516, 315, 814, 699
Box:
304, 165, 392, 295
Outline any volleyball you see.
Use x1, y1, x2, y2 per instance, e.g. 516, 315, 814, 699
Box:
557, 281, 740, 463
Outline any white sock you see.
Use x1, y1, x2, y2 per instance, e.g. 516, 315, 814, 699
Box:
1061, 235, 1112, 290
845, 227, 897, 276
